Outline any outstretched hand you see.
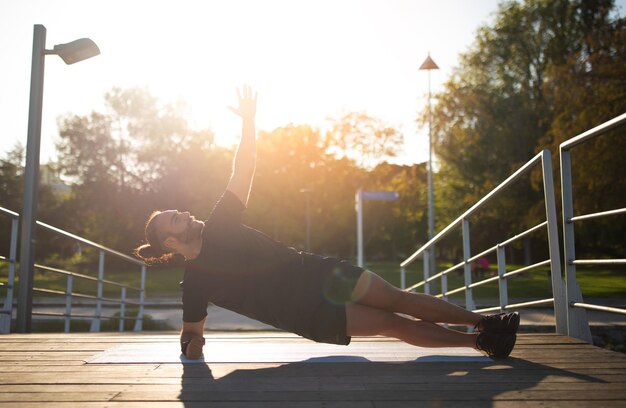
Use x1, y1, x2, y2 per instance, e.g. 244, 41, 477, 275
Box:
228, 85, 257, 120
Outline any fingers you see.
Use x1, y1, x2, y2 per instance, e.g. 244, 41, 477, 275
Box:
236, 84, 255, 101
230, 84, 257, 118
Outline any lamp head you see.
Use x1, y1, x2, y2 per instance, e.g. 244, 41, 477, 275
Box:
419, 55, 439, 71
52, 38, 100, 65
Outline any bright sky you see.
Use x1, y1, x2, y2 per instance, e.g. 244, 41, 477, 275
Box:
1, 0, 624, 166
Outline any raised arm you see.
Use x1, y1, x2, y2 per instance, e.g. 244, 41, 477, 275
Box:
227, 85, 257, 206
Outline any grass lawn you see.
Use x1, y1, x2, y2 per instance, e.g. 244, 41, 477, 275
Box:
1, 259, 624, 304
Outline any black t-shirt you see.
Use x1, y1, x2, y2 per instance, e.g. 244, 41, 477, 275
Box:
181, 190, 312, 330
181, 190, 365, 344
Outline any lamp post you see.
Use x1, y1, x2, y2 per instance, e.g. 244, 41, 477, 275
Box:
299, 188, 313, 252
16, 24, 100, 333
419, 53, 439, 278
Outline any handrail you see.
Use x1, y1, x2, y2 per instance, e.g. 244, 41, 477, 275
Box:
502, 260, 551, 279
400, 149, 568, 335
560, 112, 626, 150
560, 112, 626, 342
572, 259, 626, 265
1, 206, 141, 265
401, 151, 544, 268
0, 207, 18, 218
571, 303, 626, 315
37, 220, 143, 265
34, 264, 141, 291
475, 298, 554, 314
0, 206, 147, 333
569, 208, 626, 223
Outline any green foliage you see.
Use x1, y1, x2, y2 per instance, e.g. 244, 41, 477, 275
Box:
54, 86, 228, 257
325, 112, 403, 169
0, 143, 69, 261
428, 0, 624, 260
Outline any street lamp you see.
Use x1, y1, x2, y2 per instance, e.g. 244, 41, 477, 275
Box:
16, 25, 100, 333
299, 188, 313, 252
419, 53, 439, 279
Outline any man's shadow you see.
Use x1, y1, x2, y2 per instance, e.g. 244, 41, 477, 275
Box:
178, 354, 605, 406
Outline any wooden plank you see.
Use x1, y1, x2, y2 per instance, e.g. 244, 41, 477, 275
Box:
0, 372, 622, 385
114, 389, 626, 401
0, 392, 118, 402
1, 402, 626, 408
376, 403, 626, 408
0, 361, 87, 366
2, 403, 626, 408
2, 381, 625, 393
0, 402, 370, 408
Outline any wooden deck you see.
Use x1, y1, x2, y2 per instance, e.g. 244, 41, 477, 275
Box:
0, 332, 625, 407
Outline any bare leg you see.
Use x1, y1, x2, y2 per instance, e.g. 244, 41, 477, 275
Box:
346, 303, 477, 348
351, 270, 482, 326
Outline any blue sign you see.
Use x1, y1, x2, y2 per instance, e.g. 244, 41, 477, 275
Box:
361, 191, 399, 201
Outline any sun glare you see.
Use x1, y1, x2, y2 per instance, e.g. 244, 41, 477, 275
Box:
1, 0, 511, 164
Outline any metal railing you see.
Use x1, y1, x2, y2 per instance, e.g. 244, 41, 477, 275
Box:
560, 112, 626, 342
400, 149, 568, 335
0, 207, 147, 333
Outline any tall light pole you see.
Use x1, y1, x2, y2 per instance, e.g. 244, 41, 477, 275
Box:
16, 25, 100, 333
419, 53, 439, 277
300, 188, 313, 252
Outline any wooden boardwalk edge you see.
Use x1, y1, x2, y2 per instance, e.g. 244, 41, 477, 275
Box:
0, 332, 623, 406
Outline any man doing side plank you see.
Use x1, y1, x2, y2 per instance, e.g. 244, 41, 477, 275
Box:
134, 86, 519, 360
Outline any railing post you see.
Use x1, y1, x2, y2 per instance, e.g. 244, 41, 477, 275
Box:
90, 250, 105, 332
559, 149, 591, 341
119, 287, 126, 332
441, 256, 448, 300
462, 218, 475, 311
400, 267, 405, 290
541, 150, 569, 336
134, 265, 146, 331
0, 218, 19, 333
497, 244, 508, 313
356, 190, 364, 267
64, 275, 73, 333
423, 252, 430, 295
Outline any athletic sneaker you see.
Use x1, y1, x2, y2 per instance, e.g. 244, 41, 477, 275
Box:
475, 311, 520, 334
475, 332, 516, 359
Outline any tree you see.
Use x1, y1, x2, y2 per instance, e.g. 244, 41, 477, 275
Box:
427, 0, 622, 259
325, 112, 403, 169
361, 162, 428, 261
55, 87, 219, 254
0, 143, 68, 261
250, 124, 364, 257
542, 15, 626, 258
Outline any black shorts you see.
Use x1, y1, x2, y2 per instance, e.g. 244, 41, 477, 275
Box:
294, 256, 366, 345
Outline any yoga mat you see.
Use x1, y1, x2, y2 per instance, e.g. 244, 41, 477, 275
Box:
85, 340, 490, 364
